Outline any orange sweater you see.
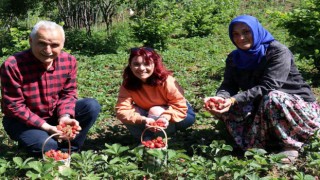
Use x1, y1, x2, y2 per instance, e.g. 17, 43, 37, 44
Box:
115, 76, 187, 124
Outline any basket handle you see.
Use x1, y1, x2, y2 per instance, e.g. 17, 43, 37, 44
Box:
42, 133, 71, 160
140, 126, 168, 147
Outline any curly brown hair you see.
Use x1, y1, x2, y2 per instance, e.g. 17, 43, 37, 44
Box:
122, 47, 172, 90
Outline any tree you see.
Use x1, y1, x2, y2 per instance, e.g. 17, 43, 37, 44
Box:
42, 0, 99, 36
130, 0, 180, 50
280, 0, 320, 70
0, 0, 42, 29
41, 0, 127, 36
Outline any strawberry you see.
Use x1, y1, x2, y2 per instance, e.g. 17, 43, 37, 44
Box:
154, 143, 162, 148
156, 137, 163, 141
149, 143, 155, 149
62, 153, 69, 159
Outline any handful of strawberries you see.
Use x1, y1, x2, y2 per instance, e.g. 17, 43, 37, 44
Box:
147, 119, 166, 128
142, 136, 166, 149
57, 122, 80, 139
205, 98, 226, 110
44, 149, 69, 161
146, 118, 168, 133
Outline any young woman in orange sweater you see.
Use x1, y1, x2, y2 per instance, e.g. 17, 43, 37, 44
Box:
115, 47, 196, 140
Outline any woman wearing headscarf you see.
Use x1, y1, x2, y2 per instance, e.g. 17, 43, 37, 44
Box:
204, 15, 320, 163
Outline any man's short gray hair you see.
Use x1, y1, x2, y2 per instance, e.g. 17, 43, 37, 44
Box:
30, 20, 65, 41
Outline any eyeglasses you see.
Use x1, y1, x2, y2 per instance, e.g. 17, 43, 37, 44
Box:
130, 47, 154, 53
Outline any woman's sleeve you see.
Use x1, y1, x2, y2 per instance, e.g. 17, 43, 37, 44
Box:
233, 43, 292, 104
216, 55, 240, 98
115, 85, 144, 124
160, 76, 188, 122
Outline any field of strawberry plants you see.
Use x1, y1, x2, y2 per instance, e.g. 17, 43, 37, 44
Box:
1, 0, 320, 179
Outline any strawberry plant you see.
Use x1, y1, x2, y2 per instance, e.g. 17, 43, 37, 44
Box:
25, 161, 56, 180
71, 150, 103, 177
0, 159, 11, 177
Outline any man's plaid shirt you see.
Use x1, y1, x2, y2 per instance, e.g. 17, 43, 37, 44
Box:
1, 49, 78, 128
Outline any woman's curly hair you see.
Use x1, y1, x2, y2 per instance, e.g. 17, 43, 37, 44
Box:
122, 47, 172, 90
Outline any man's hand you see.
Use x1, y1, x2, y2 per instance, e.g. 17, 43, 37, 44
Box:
57, 116, 81, 140
40, 122, 61, 138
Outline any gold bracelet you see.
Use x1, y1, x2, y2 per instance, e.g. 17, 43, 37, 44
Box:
230, 97, 237, 105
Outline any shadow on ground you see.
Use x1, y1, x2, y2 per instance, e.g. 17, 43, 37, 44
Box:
81, 119, 243, 157
0, 117, 246, 160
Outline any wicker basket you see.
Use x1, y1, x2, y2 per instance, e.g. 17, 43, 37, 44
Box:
42, 133, 71, 169
141, 126, 168, 173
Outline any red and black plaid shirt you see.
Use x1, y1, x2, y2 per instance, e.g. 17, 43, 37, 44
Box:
1, 49, 78, 128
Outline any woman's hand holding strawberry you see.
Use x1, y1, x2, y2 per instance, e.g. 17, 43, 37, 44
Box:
146, 116, 169, 132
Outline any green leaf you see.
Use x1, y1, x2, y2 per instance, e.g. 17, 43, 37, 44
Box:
304, 175, 316, 180
27, 161, 43, 173
221, 144, 233, 151
245, 148, 267, 157
26, 170, 40, 180
0, 167, 6, 175
13, 157, 23, 167
245, 173, 260, 180
248, 162, 262, 168
109, 157, 121, 164
167, 149, 177, 160
59, 166, 73, 176
104, 143, 129, 156
146, 149, 166, 159
101, 154, 109, 162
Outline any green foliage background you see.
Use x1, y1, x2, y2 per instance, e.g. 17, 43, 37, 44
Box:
278, 0, 320, 71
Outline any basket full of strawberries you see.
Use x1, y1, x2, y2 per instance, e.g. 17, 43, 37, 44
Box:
140, 126, 168, 172
42, 133, 71, 167
42, 122, 79, 167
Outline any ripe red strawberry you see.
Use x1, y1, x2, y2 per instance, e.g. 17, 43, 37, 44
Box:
149, 143, 155, 149
154, 143, 162, 148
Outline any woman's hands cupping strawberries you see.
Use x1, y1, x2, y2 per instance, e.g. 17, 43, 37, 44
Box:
145, 116, 169, 132
204, 96, 235, 116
